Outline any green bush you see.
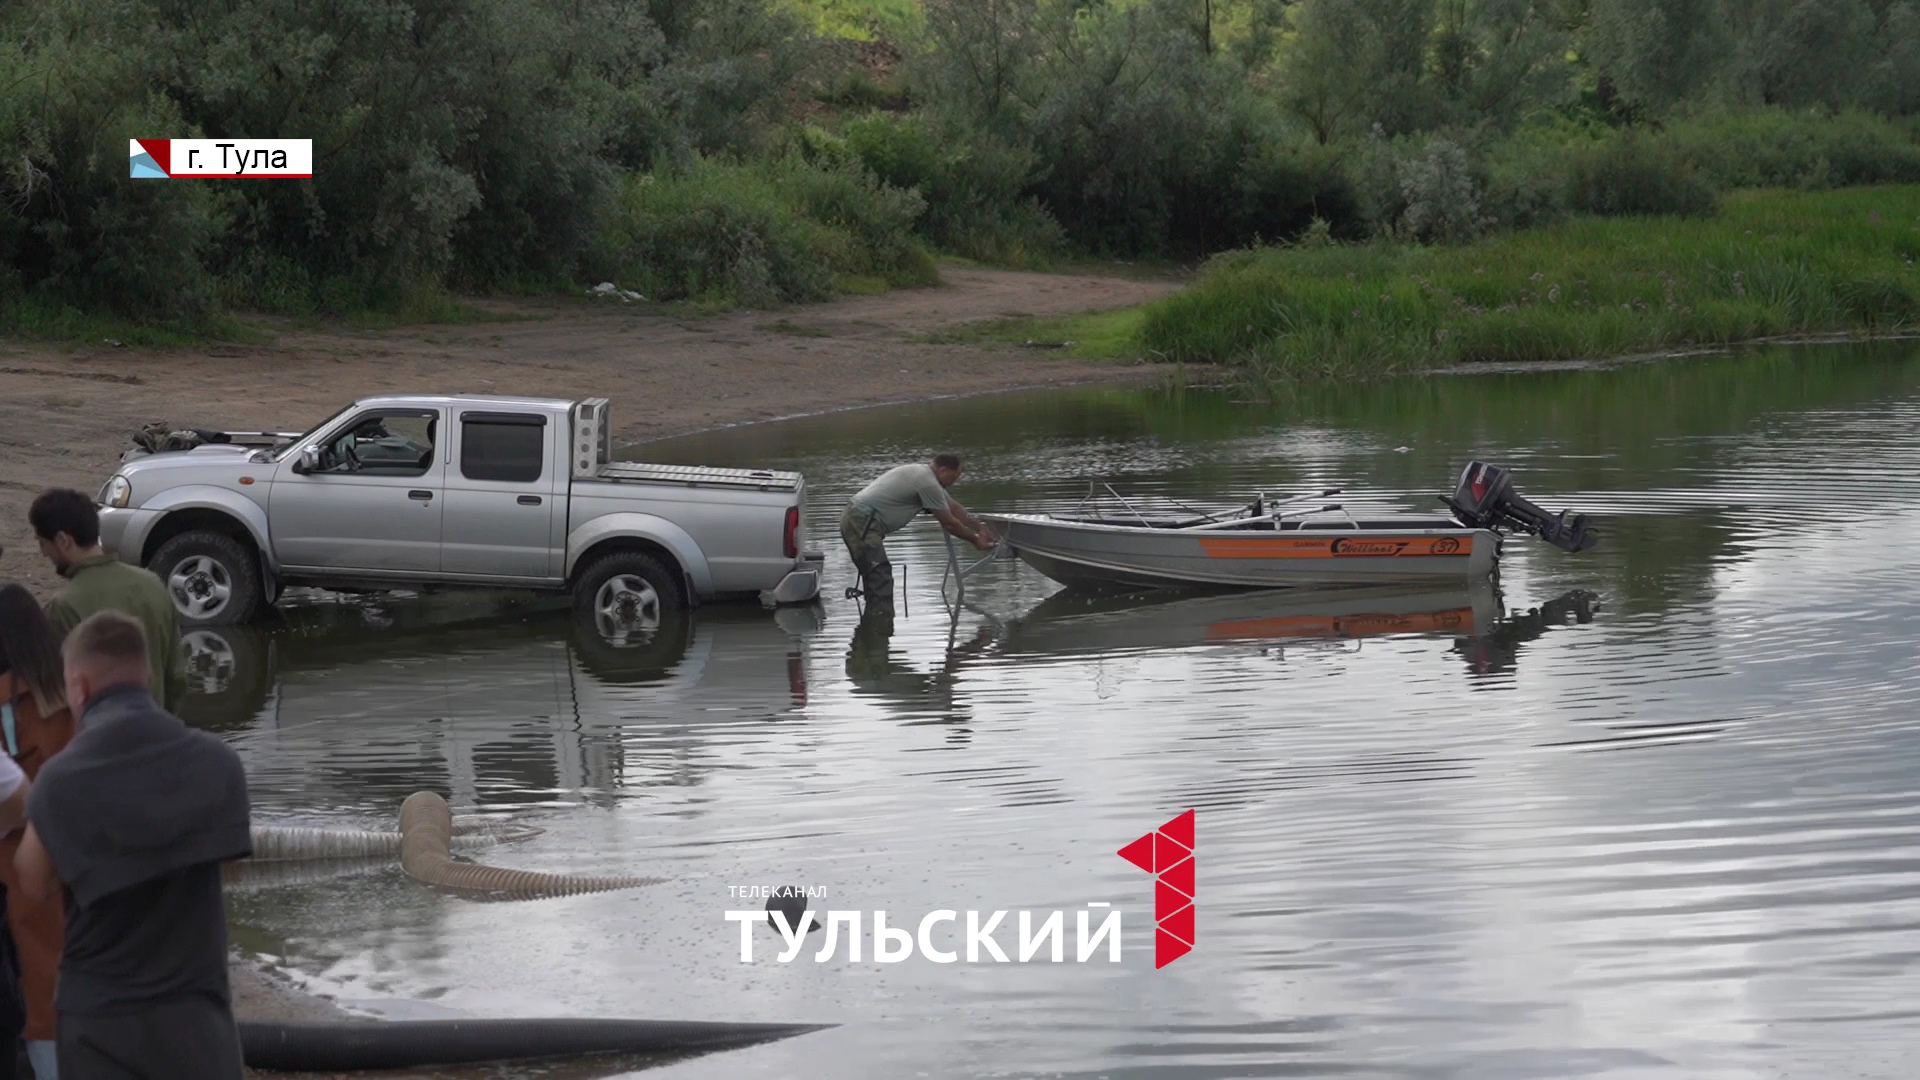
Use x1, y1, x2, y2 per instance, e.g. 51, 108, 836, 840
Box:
0, 0, 817, 323
1562, 133, 1718, 218
0, 69, 229, 320
588, 157, 935, 308
1662, 109, 1920, 191
777, 155, 940, 285
841, 112, 1067, 266
1254, 144, 1365, 241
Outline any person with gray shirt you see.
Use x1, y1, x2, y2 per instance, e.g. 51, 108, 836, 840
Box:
840, 454, 997, 606
12, 611, 251, 1080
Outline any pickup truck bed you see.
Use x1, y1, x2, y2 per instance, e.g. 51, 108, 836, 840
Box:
591, 462, 802, 491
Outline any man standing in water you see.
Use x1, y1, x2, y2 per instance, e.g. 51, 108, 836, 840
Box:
841, 454, 997, 606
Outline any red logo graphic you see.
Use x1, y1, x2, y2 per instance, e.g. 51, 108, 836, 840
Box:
1118, 809, 1195, 968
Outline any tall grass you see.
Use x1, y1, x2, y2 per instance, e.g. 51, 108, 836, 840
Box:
1136, 186, 1920, 381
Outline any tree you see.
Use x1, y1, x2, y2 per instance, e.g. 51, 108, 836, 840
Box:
1583, 0, 1729, 114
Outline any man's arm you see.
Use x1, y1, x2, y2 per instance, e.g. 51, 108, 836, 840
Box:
944, 497, 984, 532
945, 497, 998, 546
13, 824, 58, 905
930, 505, 995, 550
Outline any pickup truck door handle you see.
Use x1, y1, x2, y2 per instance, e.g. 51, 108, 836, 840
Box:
409, 490, 433, 501
517, 495, 543, 506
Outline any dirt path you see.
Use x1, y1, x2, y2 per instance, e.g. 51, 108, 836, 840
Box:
0, 266, 1180, 1076
0, 266, 1180, 600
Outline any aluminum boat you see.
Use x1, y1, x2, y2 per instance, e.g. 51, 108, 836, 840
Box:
979, 460, 1595, 593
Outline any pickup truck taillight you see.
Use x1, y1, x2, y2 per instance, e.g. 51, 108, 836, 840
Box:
783, 505, 800, 559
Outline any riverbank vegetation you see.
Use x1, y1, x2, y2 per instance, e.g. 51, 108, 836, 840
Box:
3, 0, 1920, 337
1136, 185, 1920, 377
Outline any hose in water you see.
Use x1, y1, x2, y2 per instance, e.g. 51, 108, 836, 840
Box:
397, 791, 665, 900
228, 795, 814, 1073
238, 1017, 833, 1071
248, 818, 544, 862
223, 856, 399, 892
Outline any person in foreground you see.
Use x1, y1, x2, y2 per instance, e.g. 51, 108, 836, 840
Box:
26, 491, 185, 715
0, 584, 79, 1079
12, 611, 252, 1080
0, 715, 36, 1078
841, 454, 997, 605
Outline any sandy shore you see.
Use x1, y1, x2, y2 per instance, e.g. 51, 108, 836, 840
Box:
0, 266, 1178, 600
0, 265, 1182, 1077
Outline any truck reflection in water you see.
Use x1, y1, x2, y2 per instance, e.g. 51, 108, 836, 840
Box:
176, 582, 1599, 813
176, 591, 823, 813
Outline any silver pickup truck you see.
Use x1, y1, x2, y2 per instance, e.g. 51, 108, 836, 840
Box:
93, 394, 824, 628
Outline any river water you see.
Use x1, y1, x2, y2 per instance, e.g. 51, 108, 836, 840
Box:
201, 339, 1920, 1079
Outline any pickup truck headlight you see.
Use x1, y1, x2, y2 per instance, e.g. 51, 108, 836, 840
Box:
101, 475, 132, 508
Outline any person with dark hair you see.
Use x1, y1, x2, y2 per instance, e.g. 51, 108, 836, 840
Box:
13, 610, 250, 1080
26, 490, 184, 714
0, 585, 74, 1079
840, 455, 997, 605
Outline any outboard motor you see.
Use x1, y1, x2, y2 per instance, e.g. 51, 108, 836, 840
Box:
1442, 461, 1596, 552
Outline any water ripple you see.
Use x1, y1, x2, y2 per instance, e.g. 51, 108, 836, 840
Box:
193, 347, 1920, 1080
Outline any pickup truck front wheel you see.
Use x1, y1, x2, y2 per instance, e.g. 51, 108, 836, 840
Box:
151, 531, 264, 627
573, 551, 685, 643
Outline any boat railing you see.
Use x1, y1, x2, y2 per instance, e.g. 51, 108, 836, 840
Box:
1066, 480, 1240, 527
1179, 489, 1358, 532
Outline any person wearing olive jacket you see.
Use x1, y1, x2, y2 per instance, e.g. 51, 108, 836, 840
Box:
25, 491, 185, 715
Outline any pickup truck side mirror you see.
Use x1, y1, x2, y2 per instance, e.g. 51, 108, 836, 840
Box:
292, 446, 322, 474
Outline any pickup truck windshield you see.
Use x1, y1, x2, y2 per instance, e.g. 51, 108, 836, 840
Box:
270, 403, 354, 461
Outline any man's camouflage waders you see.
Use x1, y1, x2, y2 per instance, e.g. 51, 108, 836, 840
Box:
840, 503, 894, 603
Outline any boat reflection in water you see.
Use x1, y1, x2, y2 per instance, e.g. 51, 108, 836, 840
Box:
984, 578, 1600, 677
173, 580, 1601, 812
992, 580, 1501, 656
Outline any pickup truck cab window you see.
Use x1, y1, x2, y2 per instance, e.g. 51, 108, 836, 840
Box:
270, 406, 448, 574
443, 410, 560, 580
317, 411, 438, 476
270, 402, 354, 462
459, 413, 545, 483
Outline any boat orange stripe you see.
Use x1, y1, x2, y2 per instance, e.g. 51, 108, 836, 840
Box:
1197, 535, 1473, 559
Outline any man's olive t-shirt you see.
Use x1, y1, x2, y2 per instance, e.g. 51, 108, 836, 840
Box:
850, 464, 950, 534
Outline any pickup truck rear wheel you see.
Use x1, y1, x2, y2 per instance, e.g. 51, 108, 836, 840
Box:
573, 551, 685, 643
151, 531, 264, 627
